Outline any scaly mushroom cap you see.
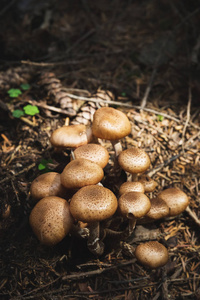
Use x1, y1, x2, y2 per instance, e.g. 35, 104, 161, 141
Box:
145, 197, 170, 220
70, 185, 118, 223
118, 192, 151, 219
134, 241, 169, 269
157, 187, 189, 216
29, 196, 74, 246
92, 107, 131, 140
119, 181, 145, 196
74, 143, 109, 168
118, 148, 151, 174
50, 124, 92, 149
30, 172, 67, 202
60, 158, 104, 189
138, 175, 158, 192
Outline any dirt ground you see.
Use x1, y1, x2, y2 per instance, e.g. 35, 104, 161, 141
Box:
0, 1, 200, 299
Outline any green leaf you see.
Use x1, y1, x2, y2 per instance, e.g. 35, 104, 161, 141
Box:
157, 114, 164, 121
23, 105, 39, 116
121, 92, 126, 97
38, 159, 53, 172
12, 109, 25, 118
8, 88, 22, 98
20, 83, 30, 90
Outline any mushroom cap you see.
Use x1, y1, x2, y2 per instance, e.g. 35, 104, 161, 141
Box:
70, 185, 118, 223
157, 187, 189, 216
138, 175, 158, 192
30, 172, 67, 202
50, 124, 92, 149
118, 148, 151, 174
74, 143, 109, 168
92, 107, 131, 140
145, 197, 170, 220
119, 181, 145, 196
60, 158, 104, 189
118, 192, 151, 219
135, 241, 169, 269
29, 196, 74, 246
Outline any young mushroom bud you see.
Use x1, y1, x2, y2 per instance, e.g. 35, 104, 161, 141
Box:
60, 158, 104, 189
30, 172, 67, 203
134, 241, 169, 269
118, 192, 151, 235
70, 185, 118, 255
118, 147, 151, 181
138, 174, 157, 193
119, 181, 145, 196
74, 143, 109, 169
157, 187, 189, 216
29, 196, 74, 246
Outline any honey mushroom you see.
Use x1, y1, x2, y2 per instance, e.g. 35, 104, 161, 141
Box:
29, 196, 74, 246
69, 185, 118, 255
138, 174, 158, 193
134, 241, 169, 269
60, 158, 104, 190
118, 147, 151, 181
30, 172, 67, 203
118, 191, 151, 235
118, 181, 145, 196
73, 143, 109, 169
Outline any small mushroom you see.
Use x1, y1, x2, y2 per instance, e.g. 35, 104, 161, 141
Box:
60, 158, 104, 189
92, 107, 131, 157
138, 174, 157, 192
118, 192, 151, 234
118, 147, 151, 181
29, 196, 74, 246
30, 172, 67, 202
50, 124, 93, 151
143, 197, 170, 222
134, 241, 169, 269
119, 181, 145, 196
157, 187, 189, 216
74, 143, 109, 169
70, 185, 118, 255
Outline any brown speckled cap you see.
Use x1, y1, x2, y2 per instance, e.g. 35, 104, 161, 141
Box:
29, 196, 74, 246
157, 187, 189, 216
50, 124, 92, 149
118, 192, 151, 219
118, 148, 151, 174
92, 107, 131, 140
30, 172, 67, 202
74, 143, 109, 169
134, 241, 169, 269
138, 175, 157, 192
145, 197, 170, 220
119, 181, 145, 195
61, 158, 104, 189
70, 185, 118, 222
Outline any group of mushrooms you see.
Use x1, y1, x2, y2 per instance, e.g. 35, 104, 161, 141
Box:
29, 107, 189, 269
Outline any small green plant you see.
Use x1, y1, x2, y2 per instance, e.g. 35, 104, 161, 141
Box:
8, 88, 22, 98
157, 114, 164, 122
38, 159, 53, 172
23, 105, 39, 116
12, 105, 40, 118
20, 83, 30, 91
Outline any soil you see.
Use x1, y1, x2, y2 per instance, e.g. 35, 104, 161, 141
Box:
0, 1, 200, 299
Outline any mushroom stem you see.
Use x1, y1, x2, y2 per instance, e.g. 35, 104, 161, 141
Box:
131, 173, 138, 182
70, 224, 89, 239
87, 222, 105, 256
128, 217, 137, 235
111, 140, 123, 158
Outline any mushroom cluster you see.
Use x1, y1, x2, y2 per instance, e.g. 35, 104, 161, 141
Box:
28, 106, 189, 269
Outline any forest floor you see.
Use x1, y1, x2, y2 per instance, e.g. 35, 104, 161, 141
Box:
0, 1, 200, 299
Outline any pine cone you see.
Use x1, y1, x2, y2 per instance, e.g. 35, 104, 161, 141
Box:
39, 72, 76, 116
0, 65, 34, 90
71, 89, 114, 125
